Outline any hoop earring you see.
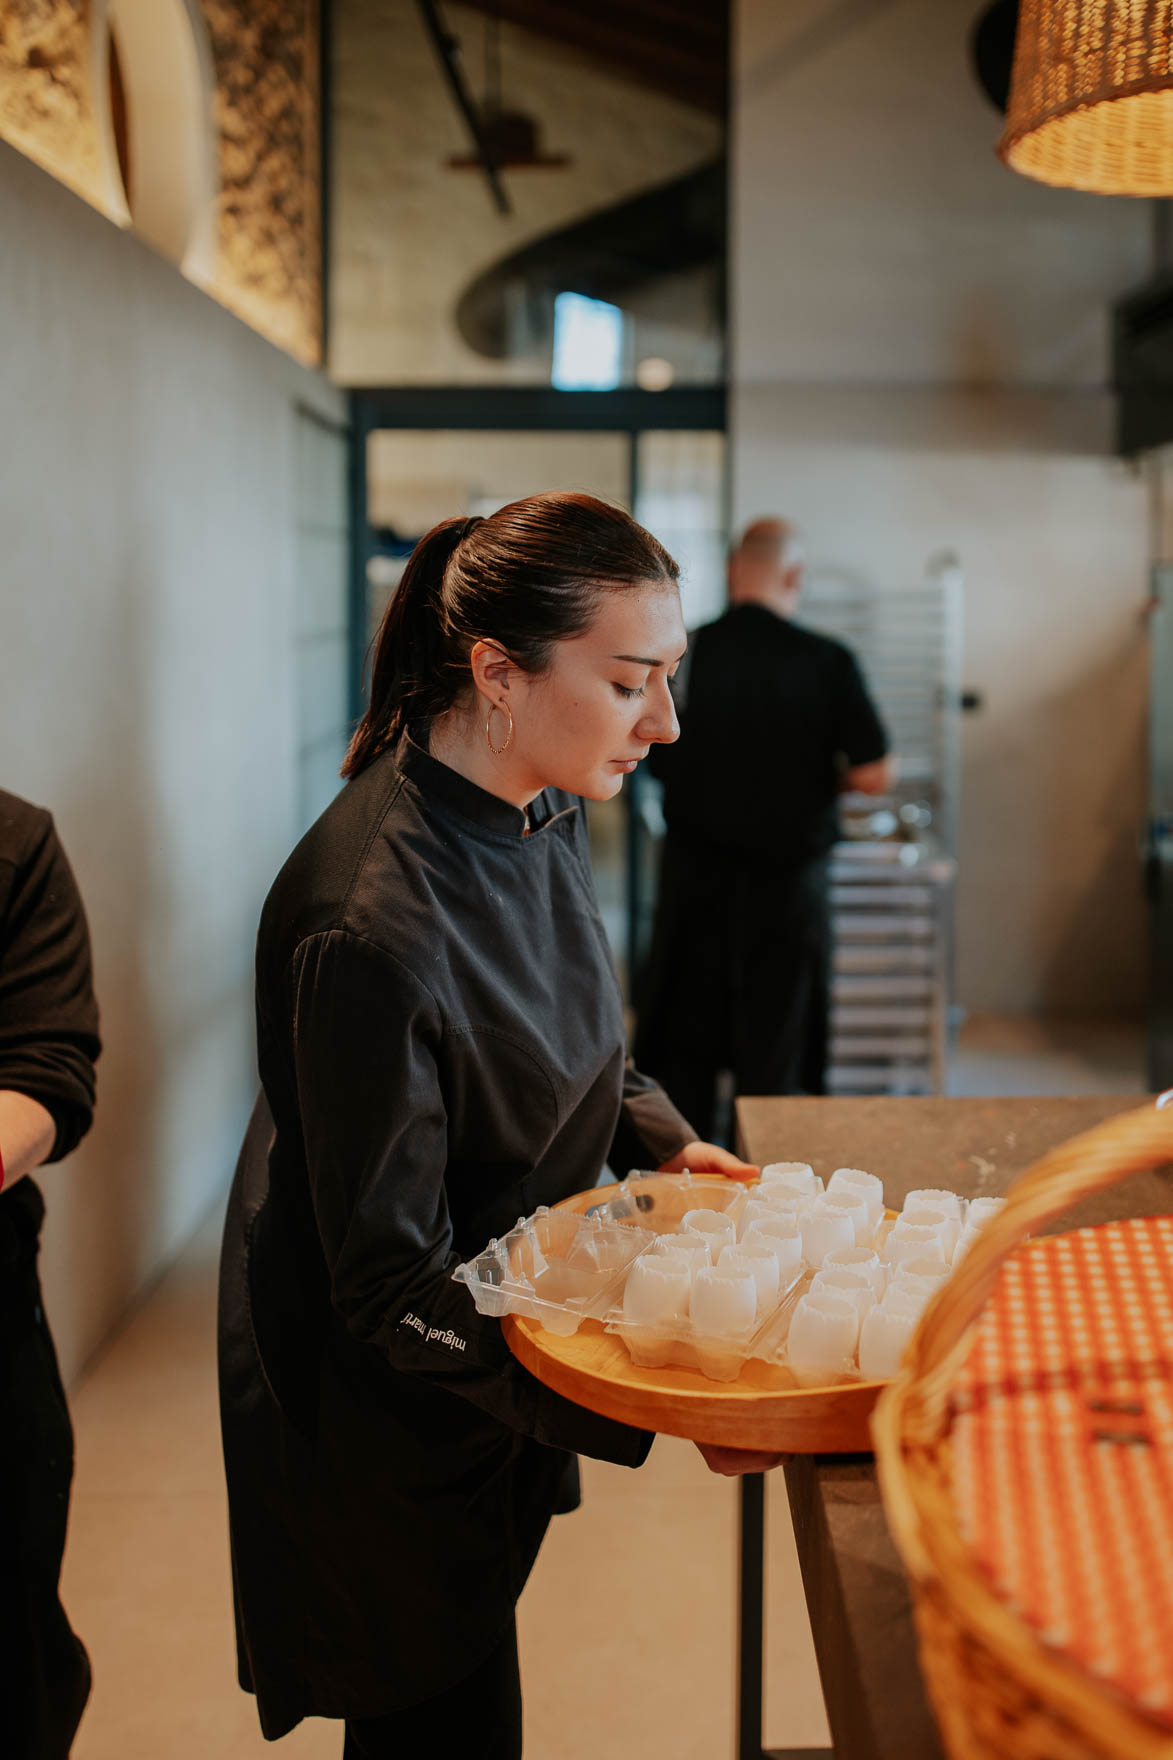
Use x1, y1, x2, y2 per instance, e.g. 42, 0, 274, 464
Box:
485, 700, 513, 757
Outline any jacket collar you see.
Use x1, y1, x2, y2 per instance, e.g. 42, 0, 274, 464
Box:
395, 727, 541, 840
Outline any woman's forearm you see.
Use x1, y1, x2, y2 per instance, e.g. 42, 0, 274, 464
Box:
0, 1089, 57, 1189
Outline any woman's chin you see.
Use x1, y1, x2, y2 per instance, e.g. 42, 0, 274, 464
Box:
573, 770, 625, 803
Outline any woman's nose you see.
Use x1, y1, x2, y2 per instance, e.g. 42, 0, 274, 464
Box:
640, 679, 680, 744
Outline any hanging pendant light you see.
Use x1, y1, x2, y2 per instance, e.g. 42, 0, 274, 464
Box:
998, 0, 1173, 195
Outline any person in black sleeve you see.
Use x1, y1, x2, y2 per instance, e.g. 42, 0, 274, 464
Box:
634, 518, 894, 1139
0, 791, 101, 1760
218, 493, 786, 1760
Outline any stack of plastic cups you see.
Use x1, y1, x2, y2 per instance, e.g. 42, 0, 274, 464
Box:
759, 1161, 819, 1199
680, 1208, 737, 1263
826, 1168, 885, 1233
718, 1240, 780, 1317
743, 1214, 803, 1284
810, 1265, 876, 1322
884, 1216, 950, 1270
787, 1289, 859, 1387
823, 1245, 887, 1299
800, 1202, 856, 1268
817, 1188, 875, 1248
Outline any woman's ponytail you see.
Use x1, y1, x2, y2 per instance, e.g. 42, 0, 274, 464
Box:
342, 517, 474, 778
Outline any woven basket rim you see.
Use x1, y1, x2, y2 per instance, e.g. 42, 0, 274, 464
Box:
876, 1365, 1173, 1758
873, 1102, 1173, 1760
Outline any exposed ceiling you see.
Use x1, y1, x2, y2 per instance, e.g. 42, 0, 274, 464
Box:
454, 0, 728, 116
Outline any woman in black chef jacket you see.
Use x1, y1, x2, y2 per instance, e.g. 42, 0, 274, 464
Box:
218, 491, 784, 1758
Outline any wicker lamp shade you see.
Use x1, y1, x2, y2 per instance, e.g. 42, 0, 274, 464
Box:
998, 1, 1173, 195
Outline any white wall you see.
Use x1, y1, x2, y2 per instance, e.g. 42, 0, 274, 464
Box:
732, 0, 1153, 1016
0, 139, 345, 1380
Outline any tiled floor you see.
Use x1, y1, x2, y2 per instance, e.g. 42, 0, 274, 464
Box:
59, 1014, 1146, 1759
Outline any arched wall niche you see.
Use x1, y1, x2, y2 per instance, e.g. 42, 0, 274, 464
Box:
91, 0, 218, 284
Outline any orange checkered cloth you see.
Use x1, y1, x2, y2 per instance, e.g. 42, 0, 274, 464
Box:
950, 1215, 1173, 1729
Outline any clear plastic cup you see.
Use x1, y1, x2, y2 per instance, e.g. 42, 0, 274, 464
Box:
893, 1257, 951, 1305
681, 1209, 737, 1261
951, 1228, 977, 1267
811, 1266, 876, 1322
903, 1188, 964, 1227
787, 1290, 859, 1385
823, 1245, 886, 1298
827, 1167, 885, 1231
859, 1303, 918, 1380
966, 1196, 1007, 1230
738, 1195, 803, 1240
885, 1220, 949, 1269
653, 1232, 711, 1267
690, 1263, 758, 1338
800, 1202, 856, 1268
622, 1256, 692, 1326
759, 1161, 818, 1197
880, 1283, 924, 1319
895, 1205, 958, 1260
744, 1215, 803, 1281
819, 1188, 874, 1248
752, 1184, 814, 1217
719, 1241, 781, 1315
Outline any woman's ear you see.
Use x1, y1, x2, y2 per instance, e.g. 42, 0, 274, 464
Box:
469, 640, 516, 701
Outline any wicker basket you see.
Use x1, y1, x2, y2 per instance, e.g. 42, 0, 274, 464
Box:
873, 1099, 1173, 1760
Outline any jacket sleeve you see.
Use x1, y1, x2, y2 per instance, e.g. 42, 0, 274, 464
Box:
834, 647, 889, 768
289, 928, 651, 1467
0, 810, 100, 1160
609, 1057, 694, 1176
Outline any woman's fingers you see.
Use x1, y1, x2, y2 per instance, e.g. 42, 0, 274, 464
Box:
658, 1140, 760, 1181
695, 1442, 792, 1476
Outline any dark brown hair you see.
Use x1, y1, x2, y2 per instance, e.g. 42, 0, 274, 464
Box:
343, 490, 679, 778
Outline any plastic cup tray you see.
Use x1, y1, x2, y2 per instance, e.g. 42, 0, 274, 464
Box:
453, 1171, 1005, 1383
452, 1206, 655, 1337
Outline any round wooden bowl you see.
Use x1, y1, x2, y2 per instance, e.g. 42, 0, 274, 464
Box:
502, 1178, 889, 1452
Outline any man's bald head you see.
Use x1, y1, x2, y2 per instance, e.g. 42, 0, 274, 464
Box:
728, 518, 804, 614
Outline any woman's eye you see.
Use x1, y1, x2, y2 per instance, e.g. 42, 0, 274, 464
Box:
614, 683, 645, 700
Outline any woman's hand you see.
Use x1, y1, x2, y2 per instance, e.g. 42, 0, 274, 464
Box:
695, 1442, 791, 1476
658, 1140, 759, 1182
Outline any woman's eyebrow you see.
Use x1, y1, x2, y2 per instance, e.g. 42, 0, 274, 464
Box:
611, 651, 685, 667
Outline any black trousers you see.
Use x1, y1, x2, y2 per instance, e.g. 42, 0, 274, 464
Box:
635, 836, 832, 1143
342, 1619, 522, 1759
0, 1236, 91, 1760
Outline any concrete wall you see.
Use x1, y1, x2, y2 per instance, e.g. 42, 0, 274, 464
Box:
0, 0, 322, 363
732, 0, 1153, 1016
0, 139, 344, 1380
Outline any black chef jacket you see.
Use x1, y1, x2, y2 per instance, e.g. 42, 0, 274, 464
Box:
635, 604, 889, 1126
0, 790, 100, 1760
0, 791, 100, 1248
651, 602, 889, 864
218, 732, 694, 1739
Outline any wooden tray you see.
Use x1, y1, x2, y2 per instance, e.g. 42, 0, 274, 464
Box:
502, 1178, 888, 1452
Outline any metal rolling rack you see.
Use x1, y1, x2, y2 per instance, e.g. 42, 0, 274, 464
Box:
802, 555, 963, 1096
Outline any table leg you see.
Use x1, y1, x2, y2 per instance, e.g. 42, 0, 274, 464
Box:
738, 1474, 765, 1760
738, 1474, 835, 1760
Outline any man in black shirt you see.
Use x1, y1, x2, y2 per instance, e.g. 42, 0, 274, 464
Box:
635, 519, 893, 1139
0, 791, 101, 1760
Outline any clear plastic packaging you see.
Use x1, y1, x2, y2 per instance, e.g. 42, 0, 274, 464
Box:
453, 1169, 998, 1383
452, 1205, 654, 1337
